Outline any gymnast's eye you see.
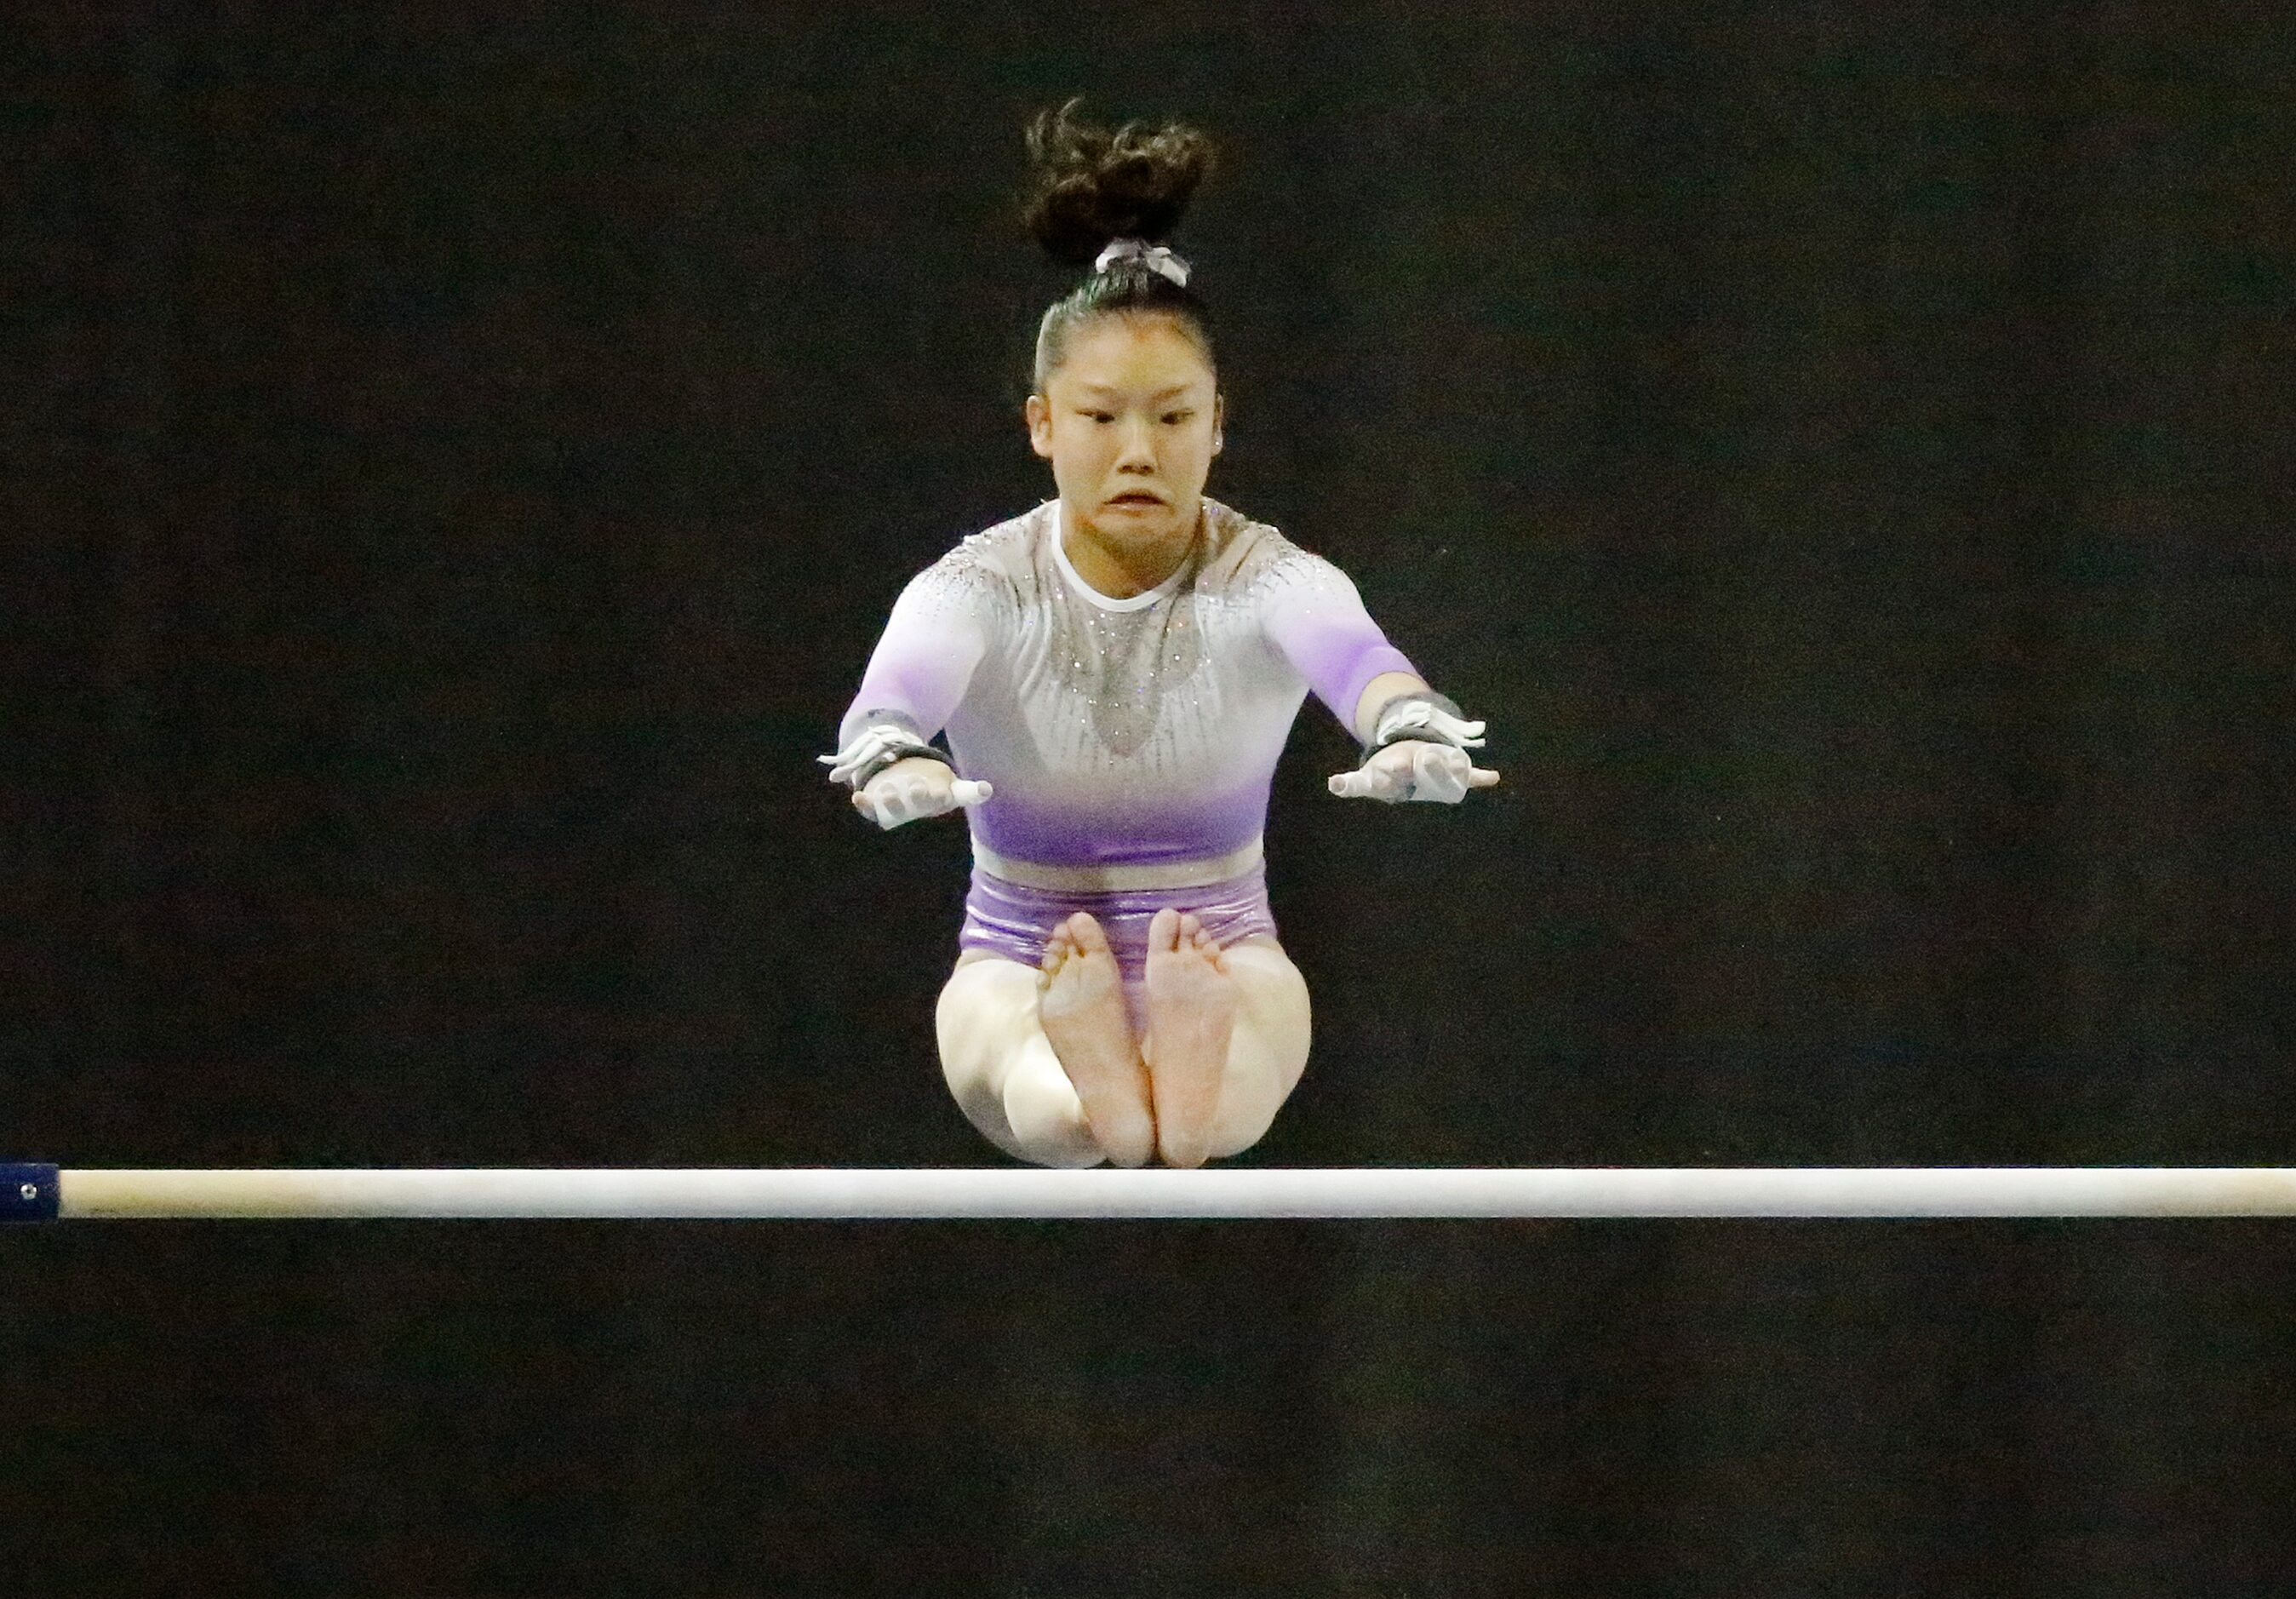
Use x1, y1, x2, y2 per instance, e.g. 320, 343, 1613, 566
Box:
1079, 410, 1114, 424
1162, 410, 1194, 425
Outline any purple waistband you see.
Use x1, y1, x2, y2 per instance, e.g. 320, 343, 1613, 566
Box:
959, 862, 1279, 998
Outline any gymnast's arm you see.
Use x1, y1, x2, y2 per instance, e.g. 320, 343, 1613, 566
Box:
1257, 558, 1498, 805
822, 570, 996, 830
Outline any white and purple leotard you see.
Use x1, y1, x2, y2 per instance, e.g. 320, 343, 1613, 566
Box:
839, 496, 1416, 987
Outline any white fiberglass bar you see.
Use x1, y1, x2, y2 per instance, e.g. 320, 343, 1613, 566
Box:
27, 1166, 2296, 1220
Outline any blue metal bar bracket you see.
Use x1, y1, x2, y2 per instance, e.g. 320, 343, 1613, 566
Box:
3, 1164, 61, 1223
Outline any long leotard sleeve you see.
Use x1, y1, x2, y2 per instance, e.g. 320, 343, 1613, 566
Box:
837, 561, 995, 748
1254, 555, 1418, 735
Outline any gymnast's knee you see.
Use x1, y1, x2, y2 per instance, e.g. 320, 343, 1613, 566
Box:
935, 958, 1039, 1100
1205, 1040, 1292, 1161
1000, 1047, 1104, 1168
1204, 955, 1313, 1161
934, 959, 1102, 1166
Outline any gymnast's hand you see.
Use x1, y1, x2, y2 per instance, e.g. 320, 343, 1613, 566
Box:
855, 756, 993, 830
1328, 740, 1500, 804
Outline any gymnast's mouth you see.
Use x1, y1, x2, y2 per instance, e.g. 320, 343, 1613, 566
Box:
1103, 490, 1166, 509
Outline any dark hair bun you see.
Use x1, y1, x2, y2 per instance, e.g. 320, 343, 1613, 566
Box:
1022, 99, 1217, 266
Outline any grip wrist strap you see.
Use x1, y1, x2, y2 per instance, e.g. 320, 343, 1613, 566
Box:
1366, 691, 1486, 754
819, 716, 954, 788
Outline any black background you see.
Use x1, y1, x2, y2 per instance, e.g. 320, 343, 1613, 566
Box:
5, 4, 2292, 1592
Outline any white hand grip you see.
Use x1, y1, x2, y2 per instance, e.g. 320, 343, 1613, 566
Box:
1330, 743, 1499, 804
950, 779, 994, 807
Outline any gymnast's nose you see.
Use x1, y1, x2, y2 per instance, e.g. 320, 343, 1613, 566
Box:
1114, 415, 1157, 473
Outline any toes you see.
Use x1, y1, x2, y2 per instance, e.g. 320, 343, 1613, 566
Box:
1202, 932, 1228, 971
1068, 912, 1111, 954
1148, 907, 1182, 953
1175, 912, 1226, 961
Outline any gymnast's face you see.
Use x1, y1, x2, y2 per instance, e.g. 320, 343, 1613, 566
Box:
1026, 313, 1223, 561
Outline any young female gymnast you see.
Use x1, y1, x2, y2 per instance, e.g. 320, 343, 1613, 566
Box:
822, 103, 1497, 1169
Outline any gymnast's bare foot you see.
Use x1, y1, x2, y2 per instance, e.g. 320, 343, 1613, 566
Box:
1143, 908, 1240, 1169
1039, 913, 1157, 1168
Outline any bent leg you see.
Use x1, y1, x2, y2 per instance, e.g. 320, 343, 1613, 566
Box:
1204, 937, 1313, 1160
935, 955, 1105, 1168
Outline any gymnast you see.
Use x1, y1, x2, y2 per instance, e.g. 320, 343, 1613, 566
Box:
822, 103, 1497, 1169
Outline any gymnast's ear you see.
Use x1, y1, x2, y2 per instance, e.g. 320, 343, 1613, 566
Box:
1212, 391, 1224, 456
1025, 392, 1054, 458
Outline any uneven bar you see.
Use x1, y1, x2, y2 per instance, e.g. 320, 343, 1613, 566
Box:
21, 1166, 2296, 1220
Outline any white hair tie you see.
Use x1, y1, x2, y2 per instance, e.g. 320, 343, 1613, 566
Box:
1094, 238, 1191, 287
